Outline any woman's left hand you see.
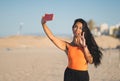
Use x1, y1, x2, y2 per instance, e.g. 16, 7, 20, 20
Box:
79, 32, 86, 47
74, 32, 86, 47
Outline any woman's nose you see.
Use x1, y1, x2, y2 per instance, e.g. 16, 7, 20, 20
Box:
76, 28, 80, 31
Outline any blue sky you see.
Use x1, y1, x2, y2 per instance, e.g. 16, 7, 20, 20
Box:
0, 0, 120, 37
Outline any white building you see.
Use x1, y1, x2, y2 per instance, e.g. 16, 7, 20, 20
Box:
109, 26, 116, 35
109, 23, 120, 35
92, 27, 101, 36
100, 23, 109, 35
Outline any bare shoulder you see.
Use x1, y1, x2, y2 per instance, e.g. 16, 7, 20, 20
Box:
65, 41, 71, 50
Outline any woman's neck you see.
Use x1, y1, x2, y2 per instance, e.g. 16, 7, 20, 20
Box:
71, 36, 78, 46
71, 36, 82, 47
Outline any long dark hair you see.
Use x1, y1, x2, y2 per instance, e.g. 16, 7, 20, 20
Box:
72, 18, 103, 67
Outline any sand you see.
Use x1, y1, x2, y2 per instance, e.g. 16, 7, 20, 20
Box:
0, 35, 120, 81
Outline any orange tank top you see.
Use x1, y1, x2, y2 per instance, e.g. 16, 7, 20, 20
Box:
67, 44, 88, 71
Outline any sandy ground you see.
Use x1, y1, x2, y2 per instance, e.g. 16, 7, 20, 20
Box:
0, 35, 120, 81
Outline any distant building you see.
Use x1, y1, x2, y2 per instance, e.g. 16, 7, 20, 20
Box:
109, 26, 116, 35
17, 22, 24, 35
100, 23, 109, 35
109, 23, 120, 38
92, 23, 120, 37
92, 27, 101, 36
116, 23, 120, 28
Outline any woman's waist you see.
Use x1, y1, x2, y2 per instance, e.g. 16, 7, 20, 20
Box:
68, 63, 88, 71
66, 66, 88, 72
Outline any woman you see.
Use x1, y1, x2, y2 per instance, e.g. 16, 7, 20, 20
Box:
41, 16, 102, 81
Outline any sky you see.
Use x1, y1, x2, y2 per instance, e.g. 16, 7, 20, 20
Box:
0, 0, 120, 37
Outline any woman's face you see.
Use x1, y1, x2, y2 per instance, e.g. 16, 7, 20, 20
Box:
72, 22, 83, 37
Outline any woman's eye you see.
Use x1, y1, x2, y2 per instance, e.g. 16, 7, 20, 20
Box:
73, 26, 77, 29
73, 25, 82, 30
74, 26, 77, 28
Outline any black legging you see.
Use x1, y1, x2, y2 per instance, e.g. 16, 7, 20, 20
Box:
64, 67, 89, 81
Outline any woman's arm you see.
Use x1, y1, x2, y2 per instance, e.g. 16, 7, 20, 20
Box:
77, 32, 93, 64
41, 16, 67, 51
83, 46, 93, 64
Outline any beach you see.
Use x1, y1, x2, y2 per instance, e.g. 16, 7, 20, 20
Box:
0, 35, 120, 81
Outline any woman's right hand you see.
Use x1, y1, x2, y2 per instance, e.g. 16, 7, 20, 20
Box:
41, 16, 46, 25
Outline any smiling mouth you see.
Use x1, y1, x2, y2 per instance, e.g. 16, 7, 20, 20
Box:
75, 32, 81, 37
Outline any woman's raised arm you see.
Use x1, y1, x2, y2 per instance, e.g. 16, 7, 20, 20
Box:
41, 16, 67, 51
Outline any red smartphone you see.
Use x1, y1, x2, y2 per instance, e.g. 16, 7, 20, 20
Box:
44, 14, 54, 21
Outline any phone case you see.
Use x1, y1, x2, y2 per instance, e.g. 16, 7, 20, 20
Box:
44, 14, 53, 21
